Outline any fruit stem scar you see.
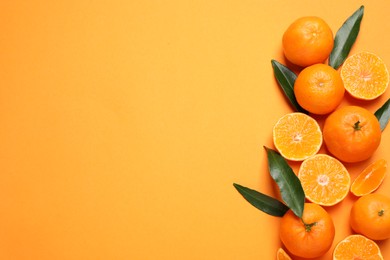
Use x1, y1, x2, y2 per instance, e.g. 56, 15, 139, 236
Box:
301, 219, 317, 232
353, 120, 361, 131
378, 209, 385, 216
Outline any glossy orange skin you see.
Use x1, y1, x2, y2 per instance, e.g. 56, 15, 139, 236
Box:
323, 106, 381, 163
294, 64, 345, 115
350, 193, 390, 240
280, 203, 335, 258
282, 16, 334, 67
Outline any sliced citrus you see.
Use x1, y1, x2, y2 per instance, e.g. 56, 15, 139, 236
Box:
298, 154, 350, 206
333, 234, 383, 260
276, 248, 292, 260
273, 113, 322, 161
351, 159, 387, 196
340, 52, 389, 100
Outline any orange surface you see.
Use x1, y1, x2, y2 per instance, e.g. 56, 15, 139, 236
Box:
1, 1, 390, 259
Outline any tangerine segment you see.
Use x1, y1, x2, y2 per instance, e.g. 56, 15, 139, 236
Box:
276, 248, 292, 260
333, 234, 383, 260
298, 154, 350, 206
351, 159, 387, 196
273, 113, 322, 161
341, 52, 389, 100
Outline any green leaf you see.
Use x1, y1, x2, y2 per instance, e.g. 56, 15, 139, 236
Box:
375, 98, 390, 131
329, 6, 364, 69
233, 183, 289, 217
271, 60, 307, 113
264, 147, 305, 218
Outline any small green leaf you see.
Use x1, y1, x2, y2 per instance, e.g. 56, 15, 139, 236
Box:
265, 147, 305, 218
233, 183, 289, 217
375, 98, 390, 131
329, 6, 364, 69
271, 60, 307, 113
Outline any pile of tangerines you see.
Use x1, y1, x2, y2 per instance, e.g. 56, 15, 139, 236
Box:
274, 13, 389, 260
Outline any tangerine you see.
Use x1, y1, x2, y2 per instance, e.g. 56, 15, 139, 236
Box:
273, 113, 322, 161
294, 64, 345, 115
282, 16, 334, 67
323, 106, 381, 163
298, 154, 350, 206
341, 52, 389, 100
280, 203, 335, 258
333, 234, 383, 259
350, 193, 390, 240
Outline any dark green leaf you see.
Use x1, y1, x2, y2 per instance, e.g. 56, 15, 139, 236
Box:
329, 6, 364, 69
233, 183, 289, 217
264, 147, 305, 218
271, 60, 307, 113
375, 98, 390, 131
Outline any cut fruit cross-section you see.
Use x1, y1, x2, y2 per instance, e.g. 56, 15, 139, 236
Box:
298, 154, 350, 206
333, 234, 383, 260
273, 113, 322, 161
341, 52, 389, 100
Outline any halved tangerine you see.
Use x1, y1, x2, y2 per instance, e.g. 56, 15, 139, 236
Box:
340, 52, 389, 100
333, 234, 383, 260
351, 159, 387, 196
273, 113, 322, 161
298, 154, 350, 206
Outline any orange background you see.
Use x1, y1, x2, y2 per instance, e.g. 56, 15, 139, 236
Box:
1, 1, 390, 259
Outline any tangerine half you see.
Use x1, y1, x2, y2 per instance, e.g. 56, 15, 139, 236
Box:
298, 154, 350, 206
341, 52, 389, 100
333, 234, 383, 260
273, 113, 322, 161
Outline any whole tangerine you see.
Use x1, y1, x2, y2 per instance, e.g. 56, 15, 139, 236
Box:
350, 193, 390, 240
323, 106, 381, 163
282, 16, 334, 67
280, 203, 335, 258
294, 64, 345, 115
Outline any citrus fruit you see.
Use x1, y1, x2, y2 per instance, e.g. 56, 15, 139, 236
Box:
351, 159, 387, 196
282, 16, 334, 67
323, 106, 381, 163
341, 52, 389, 100
280, 203, 335, 258
294, 64, 345, 115
273, 113, 322, 161
276, 248, 292, 260
298, 154, 350, 206
350, 193, 390, 240
333, 234, 383, 260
